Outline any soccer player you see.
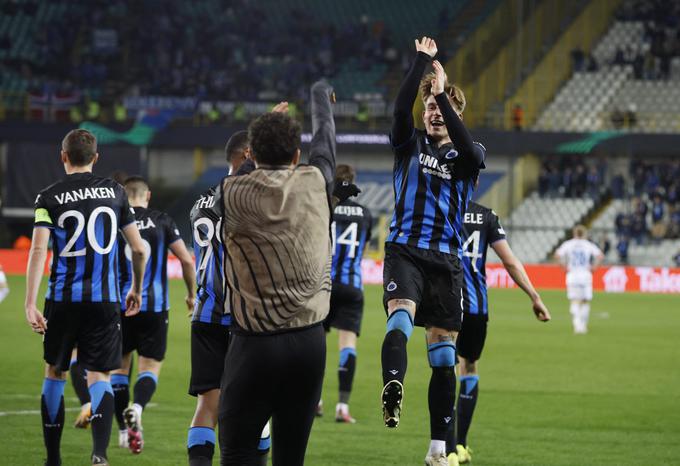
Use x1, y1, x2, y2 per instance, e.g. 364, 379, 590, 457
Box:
111, 176, 196, 454
448, 200, 551, 464
25, 129, 147, 466
554, 225, 604, 334
0, 264, 9, 303
187, 130, 270, 466
380, 37, 485, 466
321, 164, 371, 423
217, 80, 336, 466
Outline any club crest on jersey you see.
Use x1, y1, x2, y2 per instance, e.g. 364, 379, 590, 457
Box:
418, 153, 451, 180
386, 280, 398, 292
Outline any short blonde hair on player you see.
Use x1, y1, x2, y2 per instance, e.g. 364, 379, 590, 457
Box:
573, 225, 587, 239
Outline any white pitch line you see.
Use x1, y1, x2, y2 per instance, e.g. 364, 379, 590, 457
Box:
0, 403, 157, 417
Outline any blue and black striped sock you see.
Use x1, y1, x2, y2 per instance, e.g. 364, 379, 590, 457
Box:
133, 371, 157, 409
187, 426, 215, 466
41, 378, 66, 466
456, 375, 479, 447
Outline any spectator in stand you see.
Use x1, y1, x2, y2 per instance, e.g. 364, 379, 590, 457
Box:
631, 212, 647, 244
561, 167, 573, 197
650, 194, 667, 241
586, 166, 601, 198
669, 205, 680, 238
598, 234, 611, 257
538, 164, 551, 197
611, 108, 625, 129
572, 165, 587, 197
611, 173, 626, 199
512, 104, 524, 131
674, 251, 680, 267
617, 235, 630, 264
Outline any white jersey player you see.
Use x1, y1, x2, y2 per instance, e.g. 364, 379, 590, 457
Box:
554, 225, 604, 334
0, 265, 9, 303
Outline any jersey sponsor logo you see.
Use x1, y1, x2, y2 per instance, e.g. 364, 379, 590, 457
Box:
418, 153, 452, 180
334, 205, 364, 217
602, 266, 628, 293
54, 187, 116, 205
463, 212, 484, 224
135, 217, 156, 230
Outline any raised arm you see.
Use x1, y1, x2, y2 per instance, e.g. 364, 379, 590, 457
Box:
431, 60, 483, 166
492, 239, 551, 322
308, 80, 337, 197
392, 38, 436, 148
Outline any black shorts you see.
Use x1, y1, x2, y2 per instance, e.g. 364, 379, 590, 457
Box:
121, 311, 169, 361
43, 300, 122, 372
456, 313, 488, 362
189, 322, 230, 396
324, 282, 364, 335
383, 242, 464, 331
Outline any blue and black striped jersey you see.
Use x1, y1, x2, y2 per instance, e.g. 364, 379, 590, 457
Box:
331, 199, 372, 289
33, 173, 135, 303
387, 129, 481, 256
461, 202, 506, 319
190, 185, 230, 326
118, 207, 182, 312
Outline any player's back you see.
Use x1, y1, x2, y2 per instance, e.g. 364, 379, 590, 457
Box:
118, 206, 181, 312
34, 172, 134, 303
461, 201, 506, 317
331, 199, 372, 289
190, 185, 229, 325
556, 238, 601, 274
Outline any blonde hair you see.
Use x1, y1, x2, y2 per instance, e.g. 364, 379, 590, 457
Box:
573, 225, 587, 238
420, 72, 466, 113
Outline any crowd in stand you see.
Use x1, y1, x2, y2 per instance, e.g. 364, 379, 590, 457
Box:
611, 159, 680, 263
537, 156, 608, 199
537, 156, 680, 265
615, 0, 680, 80
3, 0, 458, 106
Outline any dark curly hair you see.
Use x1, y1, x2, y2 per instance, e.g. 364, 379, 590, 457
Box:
248, 112, 301, 166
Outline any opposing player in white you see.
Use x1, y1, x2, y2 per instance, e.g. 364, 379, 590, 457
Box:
554, 225, 604, 334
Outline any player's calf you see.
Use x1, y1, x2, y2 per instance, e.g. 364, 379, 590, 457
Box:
41, 374, 67, 466
88, 379, 115, 463
426, 337, 457, 459
381, 307, 414, 428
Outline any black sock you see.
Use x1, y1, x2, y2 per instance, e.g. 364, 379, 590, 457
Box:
111, 374, 129, 430
133, 372, 157, 409
188, 445, 214, 466
41, 378, 66, 466
428, 366, 456, 441
457, 375, 479, 447
381, 330, 408, 385
445, 407, 456, 455
338, 347, 357, 404
69, 361, 90, 406
89, 381, 114, 459
188, 426, 215, 466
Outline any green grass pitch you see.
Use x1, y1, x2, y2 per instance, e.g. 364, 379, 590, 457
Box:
1, 275, 679, 465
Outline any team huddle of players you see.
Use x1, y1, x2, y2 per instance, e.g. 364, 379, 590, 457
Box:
24, 36, 610, 466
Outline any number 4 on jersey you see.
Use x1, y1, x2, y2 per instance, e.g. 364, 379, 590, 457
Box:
462, 230, 482, 273
332, 221, 360, 258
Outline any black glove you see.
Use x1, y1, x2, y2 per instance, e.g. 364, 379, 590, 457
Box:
333, 180, 361, 203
